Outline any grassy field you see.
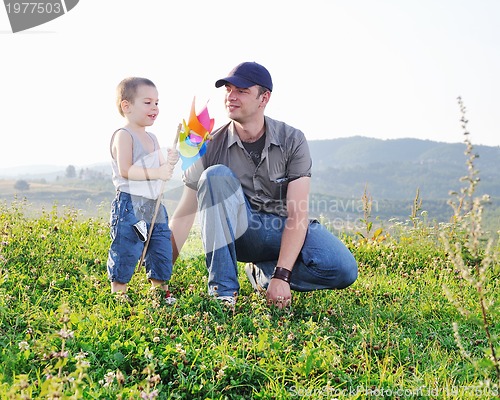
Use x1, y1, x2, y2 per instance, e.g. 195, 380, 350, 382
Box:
0, 186, 499, 399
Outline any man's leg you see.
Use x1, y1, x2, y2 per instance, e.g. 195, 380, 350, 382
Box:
239, 216, 358, 292
197, 165, 248, 297
289, 220, 358, 291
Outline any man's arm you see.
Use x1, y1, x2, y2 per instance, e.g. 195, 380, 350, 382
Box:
266, 176, 310, 307
169, 186, 198, 263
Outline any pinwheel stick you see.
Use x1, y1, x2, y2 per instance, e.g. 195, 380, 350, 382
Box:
137, 123, 182, 270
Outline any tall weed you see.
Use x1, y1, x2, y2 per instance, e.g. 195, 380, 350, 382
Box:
441, 97, 499, 394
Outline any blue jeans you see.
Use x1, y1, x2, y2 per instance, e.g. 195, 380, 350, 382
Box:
197, 165, 358, 297
107, 191, 173, 284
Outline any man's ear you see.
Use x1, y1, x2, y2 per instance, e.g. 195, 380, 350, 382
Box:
260, 91, 271, 107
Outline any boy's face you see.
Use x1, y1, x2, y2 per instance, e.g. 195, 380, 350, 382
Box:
123, 84, 159, 127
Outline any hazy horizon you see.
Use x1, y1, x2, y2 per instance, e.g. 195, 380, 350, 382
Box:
1, 134, 496, 177
2, 0, 500, 168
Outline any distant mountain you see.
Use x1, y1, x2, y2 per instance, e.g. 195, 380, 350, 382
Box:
308, 136, 500, 201
304, 136, 500, 233
310, 136, 499, 169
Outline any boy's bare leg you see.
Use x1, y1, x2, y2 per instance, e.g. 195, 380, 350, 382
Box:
111, 281, 128, 293
149, 278, 168, 291
149, 279, 176, 304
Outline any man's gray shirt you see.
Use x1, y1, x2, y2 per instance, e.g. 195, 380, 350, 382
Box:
183, 116, 312, 217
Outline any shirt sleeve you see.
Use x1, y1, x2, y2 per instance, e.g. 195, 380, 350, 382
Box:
287, 130, 312, 180
182, 157, 205, 190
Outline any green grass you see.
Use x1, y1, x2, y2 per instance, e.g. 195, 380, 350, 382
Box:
0, 198, 498, 399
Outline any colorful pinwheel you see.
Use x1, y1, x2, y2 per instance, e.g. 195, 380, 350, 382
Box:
178, 97, 215, 171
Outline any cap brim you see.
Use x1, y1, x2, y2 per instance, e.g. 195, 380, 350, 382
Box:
215, 76, 256, 89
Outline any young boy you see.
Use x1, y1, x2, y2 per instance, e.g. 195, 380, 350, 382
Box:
107, 77, 178, 303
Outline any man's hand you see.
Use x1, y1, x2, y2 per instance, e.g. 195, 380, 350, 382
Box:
266, 278, 292, 309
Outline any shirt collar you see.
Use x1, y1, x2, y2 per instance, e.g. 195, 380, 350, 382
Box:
264, 116, 281, 147
227, 122, 240, 148
226, 117, 281, 148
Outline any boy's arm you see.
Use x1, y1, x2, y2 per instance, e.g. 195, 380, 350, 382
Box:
170, 186, 198, 263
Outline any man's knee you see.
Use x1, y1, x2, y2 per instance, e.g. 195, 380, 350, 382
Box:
336, 257, 358, 289
200, 164, 233, 182
198, 165, 242, 207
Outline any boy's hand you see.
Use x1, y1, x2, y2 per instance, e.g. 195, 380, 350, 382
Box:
158, 163, 174, 181
167, 147, 180, 166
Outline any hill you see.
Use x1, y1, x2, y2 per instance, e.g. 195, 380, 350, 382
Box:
307, 136, 500, 232
1, 136, 499, 231
309, 136, 500, 200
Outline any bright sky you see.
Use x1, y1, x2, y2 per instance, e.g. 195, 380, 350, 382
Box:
1, 0, 499, 170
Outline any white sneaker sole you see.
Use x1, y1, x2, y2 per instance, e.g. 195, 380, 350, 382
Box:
244, 263, 265, 295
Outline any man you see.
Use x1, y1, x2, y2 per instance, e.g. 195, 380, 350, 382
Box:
170, 62, 357, 308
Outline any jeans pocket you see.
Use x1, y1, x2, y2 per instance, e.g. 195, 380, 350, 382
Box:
109, 199, 119, 239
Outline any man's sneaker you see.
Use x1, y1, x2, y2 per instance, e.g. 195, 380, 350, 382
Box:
245, 263, 265, 295
217, 295, 236, 307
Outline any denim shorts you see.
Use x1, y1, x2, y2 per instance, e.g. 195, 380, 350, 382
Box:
107, 191, 173, 284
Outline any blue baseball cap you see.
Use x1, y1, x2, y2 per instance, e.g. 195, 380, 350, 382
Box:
215, 62, 273, 92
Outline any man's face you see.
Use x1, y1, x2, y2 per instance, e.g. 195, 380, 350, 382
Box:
223, 84, 267, 123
